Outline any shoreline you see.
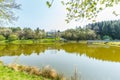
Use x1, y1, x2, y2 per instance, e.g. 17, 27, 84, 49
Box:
1, 40, 120, 47
0, 62, 51, 80
0, 61, 65, 80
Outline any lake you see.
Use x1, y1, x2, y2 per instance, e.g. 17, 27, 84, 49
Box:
0, 43, 120, 80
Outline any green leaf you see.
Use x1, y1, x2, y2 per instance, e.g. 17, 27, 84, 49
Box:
46, 1, 51, 8
111, 0, 114, 2
61, 1, 64, 5
74, 3, 78, 7
93, 1, 97, 5
92, 20, 96, 22
74, 10, 77, 13
100, 0, 105, 4
99, 7, 103, 10
66, 8, 71, 12
65, 19, 69, 23
82, 14, 84, 17
113, 11, 118, 16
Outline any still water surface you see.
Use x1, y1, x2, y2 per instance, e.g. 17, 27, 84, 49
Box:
0, 43, 120, 80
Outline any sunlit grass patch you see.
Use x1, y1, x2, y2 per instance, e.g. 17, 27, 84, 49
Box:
10, 40, 34, 44
0, 40, 7, 44
106, 42, 120, 47
0, 63, 50, 80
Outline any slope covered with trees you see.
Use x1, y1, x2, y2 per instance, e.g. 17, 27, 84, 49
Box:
61, 20, 120, 40
86, 20, 120, 40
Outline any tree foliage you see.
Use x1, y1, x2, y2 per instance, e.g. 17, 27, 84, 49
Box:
0, 27, 46, 40
61, 28, 96, 40
86, 20, 120, 40
60, 20, 120, 40
0, 0, 21, 24
0, 0, 120, 24
1, 20, 120, 41
103, 35, 112, 40
46, 0, 120, 23
8, 34, 18, 41
0, 35, 5, 41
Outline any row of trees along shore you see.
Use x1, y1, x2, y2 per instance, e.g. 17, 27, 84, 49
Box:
0, 27, 46, 41
0, 20, 120, 41
61, 20, 120, 40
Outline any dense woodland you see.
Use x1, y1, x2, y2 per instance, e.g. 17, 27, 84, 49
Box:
63, 20, 120, 40
0, 20, 120, 41
86, 20, 120, 40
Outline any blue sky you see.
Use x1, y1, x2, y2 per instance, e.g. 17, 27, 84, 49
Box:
11, 0, 120, 31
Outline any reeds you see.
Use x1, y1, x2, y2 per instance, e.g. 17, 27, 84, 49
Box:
7, 64, 65, 80
7, 63, 83, 80
70, 68, 80, 80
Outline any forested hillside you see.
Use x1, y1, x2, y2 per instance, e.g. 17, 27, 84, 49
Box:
62, 20, 120, 40
86, 20, 120, 40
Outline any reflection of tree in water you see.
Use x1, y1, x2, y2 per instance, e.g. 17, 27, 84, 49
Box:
0, 43, 120, 62
0, 44, 49, 56
61, 43, 120, 62
0, 45, 21, 56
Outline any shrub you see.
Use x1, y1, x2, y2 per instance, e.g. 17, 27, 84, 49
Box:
103, 35, 112, 40
8, 34, 18, 41
0, 35, 5, 41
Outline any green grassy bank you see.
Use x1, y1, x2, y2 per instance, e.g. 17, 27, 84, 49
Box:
0, 62, 50, 80
0, 38, 62, 44
68, 40, 120, 47
1, 39, 120, 47
89, 41, 120, 47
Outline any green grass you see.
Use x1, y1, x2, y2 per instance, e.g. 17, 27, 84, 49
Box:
40, 38, 59, 42
0, 63, 50, 80
0, 38, 61, 44
1, 39, 120, 47
0, 40, 7, 44
10, 40, 34, 44
88, 41, 120, 47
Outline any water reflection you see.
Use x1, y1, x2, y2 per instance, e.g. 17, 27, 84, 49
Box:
0, 44, 48, 56
0, 43, 120, 62
1, 43, 120, 80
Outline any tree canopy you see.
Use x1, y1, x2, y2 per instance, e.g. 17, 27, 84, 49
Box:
0, 0, 120, 24
47, 0, 120, 23
0, 20, 120, 41
86, 20, 120, 40
0, 0, 20, 25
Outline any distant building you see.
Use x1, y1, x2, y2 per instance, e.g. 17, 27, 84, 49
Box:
46, 31, 56, 38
